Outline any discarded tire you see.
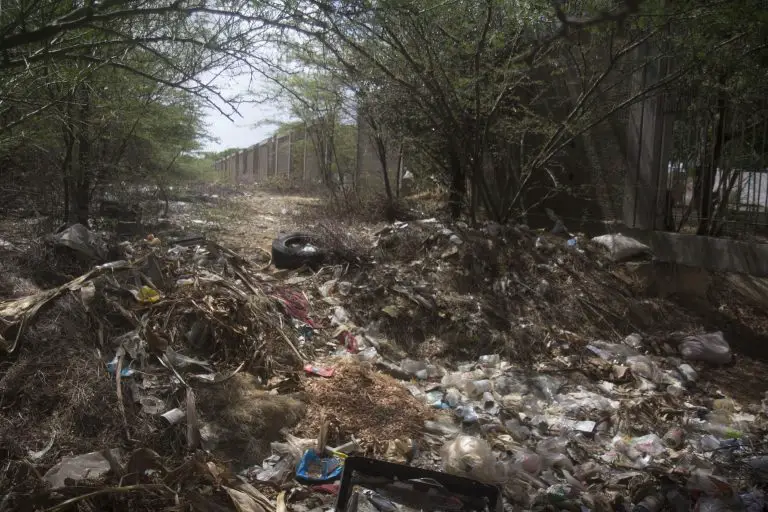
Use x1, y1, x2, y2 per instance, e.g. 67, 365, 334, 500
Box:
271, 233, 326, 269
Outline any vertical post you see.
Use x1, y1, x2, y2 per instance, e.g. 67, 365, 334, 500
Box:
624, 36, 670, 230
303, 124, 309, 183
274, 134, 279, 175
287, 131, 293, 178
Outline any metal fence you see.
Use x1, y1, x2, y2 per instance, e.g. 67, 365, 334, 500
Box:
661, 93, 768, 239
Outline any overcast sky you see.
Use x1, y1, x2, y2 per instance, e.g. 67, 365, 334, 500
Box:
201, 72, 288, 152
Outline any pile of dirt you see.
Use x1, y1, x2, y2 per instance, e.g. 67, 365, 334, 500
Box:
296, 359, 432, 451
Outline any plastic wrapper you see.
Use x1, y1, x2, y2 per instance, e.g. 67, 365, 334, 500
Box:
679, 332, 731, 364
530, 374, 563, 401
586, 340, 638, 362
629, 433, 666, 456
493, 373, 529, 395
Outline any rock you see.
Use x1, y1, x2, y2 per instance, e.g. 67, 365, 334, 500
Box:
43, 449, 123, 489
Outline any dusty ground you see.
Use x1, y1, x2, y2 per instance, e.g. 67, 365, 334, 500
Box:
201, 189, 331, 258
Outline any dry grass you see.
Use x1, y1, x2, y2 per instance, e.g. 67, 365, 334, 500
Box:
196, 373, 306, 469
310, 220, 375, 267
0, 295, 126, 495
296, 359, 432, 452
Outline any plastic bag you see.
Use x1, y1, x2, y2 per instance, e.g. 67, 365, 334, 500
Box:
295, 449, 343, 484
515, 451, 542, 474
555, 390, 619, 415
441, 435, 499, 483
400, 359, 428, 378
626, 355, 663, 384
530, 374, 564, 401
444, 388, 462, 407
586, 340, 638, 362
679, 332, 731, 365
591, 233, 650, 261
629, 434, 666, 456
493, 373, 529, 395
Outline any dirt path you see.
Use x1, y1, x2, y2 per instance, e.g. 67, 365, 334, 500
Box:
199, 188, 326, 258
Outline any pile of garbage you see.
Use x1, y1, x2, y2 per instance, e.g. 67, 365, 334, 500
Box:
3, 216, 768, 511
324, 217, 693, 365
248, 329, 767, 511
0, 228, 319, 508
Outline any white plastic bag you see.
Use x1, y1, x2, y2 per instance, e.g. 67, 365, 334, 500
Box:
626, 355, 663, 384
441, 435, 500, 483
591, 234, 650, 262
679, 332, 731, 365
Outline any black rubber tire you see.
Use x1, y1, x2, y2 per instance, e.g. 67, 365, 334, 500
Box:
271, 233, 326, 269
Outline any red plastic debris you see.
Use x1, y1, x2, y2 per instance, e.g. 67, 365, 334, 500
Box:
304, 364, 335, 377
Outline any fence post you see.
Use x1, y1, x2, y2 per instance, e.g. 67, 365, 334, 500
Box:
624, 37, 671, 231
303, 124, 308, 183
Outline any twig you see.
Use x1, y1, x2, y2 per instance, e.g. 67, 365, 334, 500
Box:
276, 326, 307, 363
21, 459, 44, 482
115, 354, 132, 442
42, 484, 169, 512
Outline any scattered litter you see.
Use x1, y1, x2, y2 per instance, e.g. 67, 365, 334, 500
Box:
43, 449, 123, 489
304, 364, 335, 377
679, 331, 732, 364
295, 449, 344, 484
161, 408, 185, 424
591, 233, 651, 261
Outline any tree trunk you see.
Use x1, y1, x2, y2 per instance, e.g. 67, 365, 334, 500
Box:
61, 97, 75, 224
74, 86, 92, 225
447, 150, 465, 220
697, 83, 727, 235
374, 135, 393, 202
395, 142, 404, 198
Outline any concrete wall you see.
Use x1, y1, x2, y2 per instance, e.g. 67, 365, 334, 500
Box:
215, 121, 389, 192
